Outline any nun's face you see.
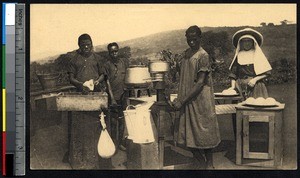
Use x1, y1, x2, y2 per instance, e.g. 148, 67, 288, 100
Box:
240, 38, 254, 51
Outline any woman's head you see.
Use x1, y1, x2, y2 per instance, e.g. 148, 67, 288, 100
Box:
232, 28, 263, 48
239, 37, 255, 51
185, 25, 202, 50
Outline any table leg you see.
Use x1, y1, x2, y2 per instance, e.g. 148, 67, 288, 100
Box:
173, 111, 180, 146
62, 111, 72, 163
67, 111, 71, 149
147, 89, 151, 97
236, 111, 242, 165
134, 89, 138, 98
231, 100, 239, 140
232, 113, 237, 140
159, 137, 165, 169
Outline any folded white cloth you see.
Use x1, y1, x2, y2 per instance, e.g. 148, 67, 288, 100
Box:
83, 79, 94, 91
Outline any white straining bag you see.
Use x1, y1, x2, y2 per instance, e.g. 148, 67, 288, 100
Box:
97, 112, 115, 158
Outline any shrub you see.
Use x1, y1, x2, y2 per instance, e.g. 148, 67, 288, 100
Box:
267, 58, 296, 84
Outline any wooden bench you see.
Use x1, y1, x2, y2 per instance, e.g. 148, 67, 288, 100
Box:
215, 104, 237, 115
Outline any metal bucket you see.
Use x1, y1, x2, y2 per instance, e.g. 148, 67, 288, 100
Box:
36, 73, 60, 90
125, 65, 151, 85
123, 105, 155, 144
149, 61, 170, 73
123, 105, 137, 140
134, 108, 155, 144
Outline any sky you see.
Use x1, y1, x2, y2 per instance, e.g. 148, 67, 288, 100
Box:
30, 4, 296, 61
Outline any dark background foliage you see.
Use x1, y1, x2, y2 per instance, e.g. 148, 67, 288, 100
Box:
30, 24, 296, 92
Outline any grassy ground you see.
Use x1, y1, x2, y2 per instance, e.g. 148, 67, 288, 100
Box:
267, 82, 297, 169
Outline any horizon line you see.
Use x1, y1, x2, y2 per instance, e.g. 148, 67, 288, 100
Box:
31, 23, 296, 62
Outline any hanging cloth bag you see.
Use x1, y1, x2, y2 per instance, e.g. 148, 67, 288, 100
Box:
97, 112, 116, 158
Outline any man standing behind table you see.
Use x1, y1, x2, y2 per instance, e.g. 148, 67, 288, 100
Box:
68, 33, 106, 93
172, 25, 221, 169
104, 42, 129, 151
66, 33, 111, 169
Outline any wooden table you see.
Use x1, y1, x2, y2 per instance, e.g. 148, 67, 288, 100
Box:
126, 95, 243, 169
31, 90, 111, 169
30, 86, 76, 137
235, 103, 285, 167
214, 94, 243, 139
30, 85, 76, 97
214, 95, 243, 104
57, 93, 110, 170
67, 111, 111, 169
126, 96, 185, 169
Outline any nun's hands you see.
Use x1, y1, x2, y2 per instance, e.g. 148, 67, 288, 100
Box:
228, 86, 235, 90
172, 98, 182, 110
94, 79, 100, 86
248, 78, 257, 88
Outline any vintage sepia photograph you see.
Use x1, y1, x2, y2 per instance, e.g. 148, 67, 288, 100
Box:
29, 4, 297, 170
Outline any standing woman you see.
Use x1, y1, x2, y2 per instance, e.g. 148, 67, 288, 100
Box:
172, 25, 221, 169
228, 28, 272, 99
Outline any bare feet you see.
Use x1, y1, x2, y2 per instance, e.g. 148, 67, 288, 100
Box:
204, 149, 215, 170
205, 162, 215, 170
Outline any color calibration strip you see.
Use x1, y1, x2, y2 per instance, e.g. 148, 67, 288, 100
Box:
1, 2, 3, 172
1, 3, 4, 174
14, 3, 26, 176
2, 3, 26, 176
3, 3, 16, 176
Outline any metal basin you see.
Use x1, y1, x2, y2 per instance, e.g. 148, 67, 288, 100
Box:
125, 65, 151, 85
149, 61, 170, 73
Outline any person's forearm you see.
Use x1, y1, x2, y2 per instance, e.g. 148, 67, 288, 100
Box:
231, 79, 236, 88
70, 78, 83, 86
180, 72, 206, 105
180, 82, 204, 105
253, 74, 267, 82
69, 74, 83, 88
106, 79, 117, 104
96, 74, 105, 83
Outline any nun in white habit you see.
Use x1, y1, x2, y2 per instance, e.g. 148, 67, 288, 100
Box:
228, 28, 272, 99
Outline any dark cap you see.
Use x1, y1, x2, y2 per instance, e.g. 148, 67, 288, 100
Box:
78, 33, 92, 45
107, 42, 119, 50
185, 25, 202, 37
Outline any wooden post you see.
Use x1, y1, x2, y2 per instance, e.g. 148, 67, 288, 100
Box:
236, 110, 242, 165
158, 137, 165, 169
68, 111, 112, 169
274, 111, 283, 168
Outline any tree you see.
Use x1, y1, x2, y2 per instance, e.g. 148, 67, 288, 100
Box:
260, 22, 267, 27
267, 23, 275, 27
119, 46, 131, 59
201, 30, 232, 61
280, 20, 288, 25
280, 19, 293, 25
